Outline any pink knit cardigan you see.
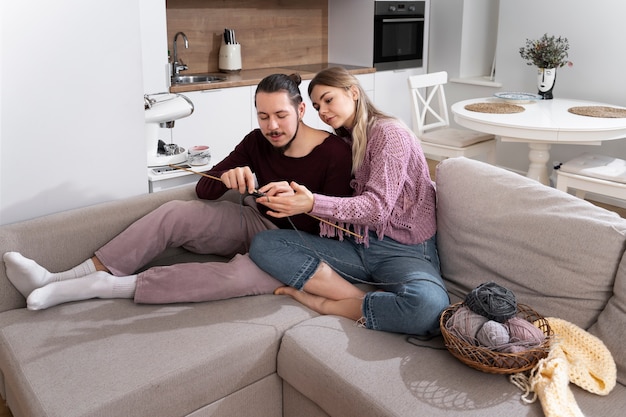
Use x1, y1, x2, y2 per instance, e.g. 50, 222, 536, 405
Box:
312, 117, 437, 245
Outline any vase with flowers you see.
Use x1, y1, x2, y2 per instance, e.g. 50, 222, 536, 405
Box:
519, 33, 573, 99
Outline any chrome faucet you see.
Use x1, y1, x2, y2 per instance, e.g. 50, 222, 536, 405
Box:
172, 32, 189, 76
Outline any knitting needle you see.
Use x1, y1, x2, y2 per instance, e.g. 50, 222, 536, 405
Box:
168, 164, 363, 239
168, 164, 222, 182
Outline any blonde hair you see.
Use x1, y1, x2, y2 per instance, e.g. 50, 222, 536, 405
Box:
308, 67, 390, 173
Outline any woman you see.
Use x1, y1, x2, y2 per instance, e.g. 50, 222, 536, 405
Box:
4, 73, 353, 310
249, 67, 449, 336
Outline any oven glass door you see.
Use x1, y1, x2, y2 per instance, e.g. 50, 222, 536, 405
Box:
374, 17, 424, 67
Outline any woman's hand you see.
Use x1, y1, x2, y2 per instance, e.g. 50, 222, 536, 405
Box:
258, 181, 294, 197
220, 167, 256, 195
257, 181, 314, 218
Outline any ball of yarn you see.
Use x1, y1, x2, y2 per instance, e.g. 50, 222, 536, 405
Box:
476, 320, 510, 348
506, 317, 545, 347
504, 345, 528, 354
465, 281, 518, 323
446, 306, 488, 345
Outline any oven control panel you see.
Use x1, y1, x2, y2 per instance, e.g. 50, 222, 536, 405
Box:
375, 2, 424, 16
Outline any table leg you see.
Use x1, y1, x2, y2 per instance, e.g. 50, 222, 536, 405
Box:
527, 143, 551, 185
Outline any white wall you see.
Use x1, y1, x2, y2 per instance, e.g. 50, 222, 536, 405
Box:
459, 0, 498, 78
139, 0, 169, 94
430, 0, 626, 174
495, 0, 626, 172
0, 0, 148, 225
4, 0, 626, 224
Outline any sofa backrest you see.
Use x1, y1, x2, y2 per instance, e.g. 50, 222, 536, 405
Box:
435, 157, 626, 331
0, 185, 199, 313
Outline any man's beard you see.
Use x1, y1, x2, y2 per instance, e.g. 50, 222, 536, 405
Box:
272, 120, 300, 154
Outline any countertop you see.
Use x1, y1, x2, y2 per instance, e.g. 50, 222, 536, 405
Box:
169, 63, 376, 93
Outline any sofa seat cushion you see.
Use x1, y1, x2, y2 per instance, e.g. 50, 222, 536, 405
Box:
278, 315, 625, 417
0, 296, 315, 417
435, 157, 626, 329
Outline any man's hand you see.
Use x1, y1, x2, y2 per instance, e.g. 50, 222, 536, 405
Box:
220, 167, 256, 195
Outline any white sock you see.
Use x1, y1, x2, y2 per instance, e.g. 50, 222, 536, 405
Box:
3, 252, 97, 298
26, 271, 137, 310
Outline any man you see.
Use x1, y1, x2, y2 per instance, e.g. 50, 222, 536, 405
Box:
4, 73, 353, 310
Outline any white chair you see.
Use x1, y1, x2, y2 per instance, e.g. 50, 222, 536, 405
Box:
408, 71, 496, 163
556, 153, 626, 201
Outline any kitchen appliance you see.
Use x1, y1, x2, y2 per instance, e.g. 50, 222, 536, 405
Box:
328, 0, 428, 71
144, 92, 194, 167
374, 1, 426, 70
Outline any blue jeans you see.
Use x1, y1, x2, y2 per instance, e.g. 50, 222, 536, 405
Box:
249, 230, 449, 335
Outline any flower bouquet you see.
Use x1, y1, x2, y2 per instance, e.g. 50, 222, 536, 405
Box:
519, 33, 572, 99
519, 33, 573, 69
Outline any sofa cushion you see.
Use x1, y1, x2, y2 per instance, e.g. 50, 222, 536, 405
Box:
435, 157, 626, 329
589, 254, 626, 385
0, 296, 315, 417
0, 185, 200, 312
278, 315, 625, 417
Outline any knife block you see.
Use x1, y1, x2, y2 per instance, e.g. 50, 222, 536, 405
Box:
219, 43, 242, 73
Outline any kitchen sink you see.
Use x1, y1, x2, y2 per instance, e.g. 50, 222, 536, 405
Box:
171, 74, 227, 84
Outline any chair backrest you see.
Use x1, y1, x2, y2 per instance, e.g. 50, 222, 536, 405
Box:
408, 71, 450, 136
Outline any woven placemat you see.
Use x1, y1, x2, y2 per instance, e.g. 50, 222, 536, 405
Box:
464, 102, 525, 114
568, 106, 626, 118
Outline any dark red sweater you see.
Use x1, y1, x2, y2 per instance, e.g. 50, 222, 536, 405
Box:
195, 129, 353, 234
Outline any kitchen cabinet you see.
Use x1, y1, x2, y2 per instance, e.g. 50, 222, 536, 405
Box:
357, 73, 375, 102
299, 79, 331, 131
172, 86, 253, 166
374, 68, 425, 127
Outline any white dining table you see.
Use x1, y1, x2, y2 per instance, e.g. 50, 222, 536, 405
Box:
451, 97, 626, 185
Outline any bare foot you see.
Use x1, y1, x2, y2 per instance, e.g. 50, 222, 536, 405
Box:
275, 286, 363, 321
305, 263, 365, 301
274, 286, 289, 295
274, 286, 329, 312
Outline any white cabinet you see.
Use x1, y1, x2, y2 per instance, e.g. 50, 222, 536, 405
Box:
299, 79, 331, 131
356, 73, 375, 102
374, 68, 425, 127
172, 86, 253, 167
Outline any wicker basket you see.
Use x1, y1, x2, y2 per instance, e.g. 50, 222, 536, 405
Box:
440, 302, 552, 374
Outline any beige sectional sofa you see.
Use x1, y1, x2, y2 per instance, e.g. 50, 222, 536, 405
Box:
1, 157, 624, 417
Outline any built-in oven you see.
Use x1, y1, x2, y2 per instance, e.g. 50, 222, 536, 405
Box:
373, 1, 426, 70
